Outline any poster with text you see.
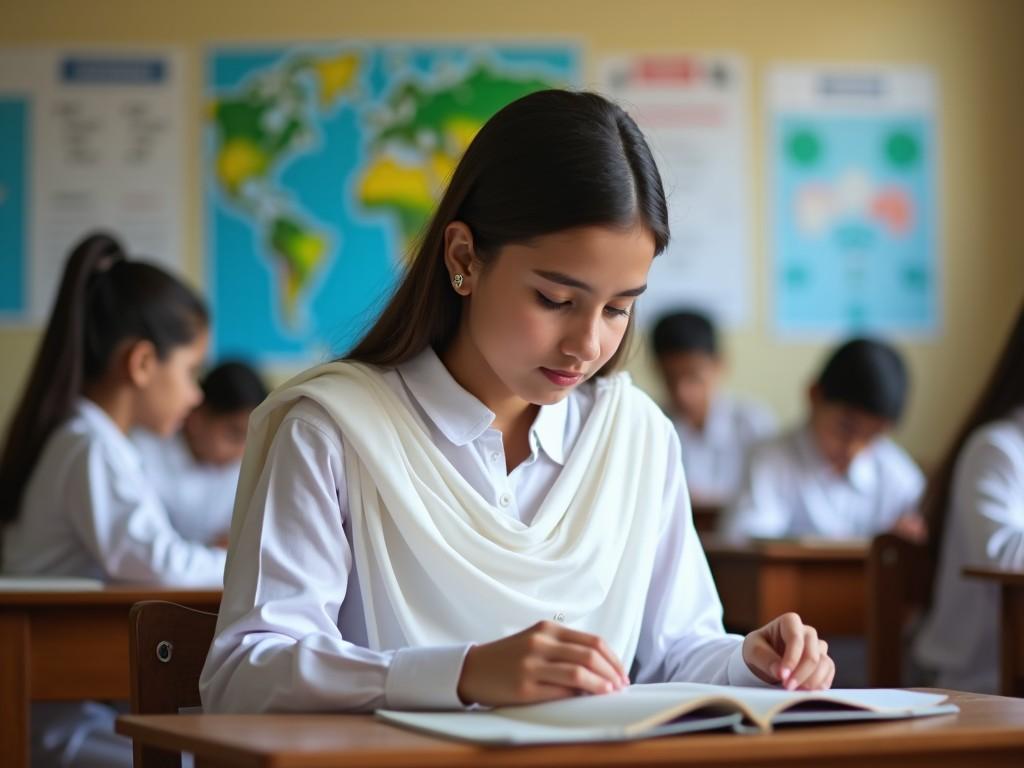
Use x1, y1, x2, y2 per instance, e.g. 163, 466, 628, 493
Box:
0, 48, 186, 324
769, 65, 939, 337
599, 53, 751, 329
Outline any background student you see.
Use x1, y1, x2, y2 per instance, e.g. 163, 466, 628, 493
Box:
133, 360, 267, 545
651, 309, 776, 505
0, 232, 227, 768
722, 338, 925, 541
201, 90, 835, 717
913, 299, 1024, 692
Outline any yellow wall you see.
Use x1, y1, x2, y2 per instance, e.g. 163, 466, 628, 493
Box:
1, 0, 1022, 463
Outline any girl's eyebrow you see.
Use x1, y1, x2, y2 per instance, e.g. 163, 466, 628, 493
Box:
533, 269, 647, 298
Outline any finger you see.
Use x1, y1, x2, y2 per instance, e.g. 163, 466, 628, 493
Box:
535, 661, 619, 695
516, 680, 579, 704
742, 633, 785, 683
799, 654, 835, 691
545, 641, 625, 689
785, 628, 821, 690
551, 625, 629, 684
777, 613, 806, 683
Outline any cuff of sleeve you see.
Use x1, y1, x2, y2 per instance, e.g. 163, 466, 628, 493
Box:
384, 644, 473, 709
726, 640, 774, 688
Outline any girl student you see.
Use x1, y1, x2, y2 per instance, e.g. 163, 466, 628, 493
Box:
0, 233, 227, 768
913, 299, 1024, 692
201, 90, 835, 714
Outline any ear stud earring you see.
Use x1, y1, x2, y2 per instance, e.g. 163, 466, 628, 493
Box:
452, 274, 464, 290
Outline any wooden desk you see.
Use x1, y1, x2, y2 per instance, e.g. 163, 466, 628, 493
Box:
116, 689, 1024, 768
0, 587, 221, 768
704, 538, 868, 635
964, 567, 1024, 697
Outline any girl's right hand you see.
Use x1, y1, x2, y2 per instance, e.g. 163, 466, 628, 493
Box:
456, 621, 629, 707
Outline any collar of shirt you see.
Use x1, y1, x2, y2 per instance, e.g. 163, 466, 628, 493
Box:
396, 348, 569, 465
796, 423, 877, 493
75, 396, 144, 473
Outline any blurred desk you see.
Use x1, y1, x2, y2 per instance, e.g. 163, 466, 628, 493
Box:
116, 689, 1024, 768
703, 537, 868, 635
964, 567, 1024, 697
0, 585, 222, 768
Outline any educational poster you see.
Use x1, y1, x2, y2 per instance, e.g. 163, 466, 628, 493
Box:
206, 44, 579, 365
0, 48, 186, 324
599, 53, 751, 328
768, 66, 939, 337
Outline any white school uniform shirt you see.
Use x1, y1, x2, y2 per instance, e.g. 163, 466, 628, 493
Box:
2, 397, 226, 584
674, 394, 777, 504
132, 429, 239, 545
913, 408, 1024, 693
200, 348, 765, 714
722, 425, 924, 539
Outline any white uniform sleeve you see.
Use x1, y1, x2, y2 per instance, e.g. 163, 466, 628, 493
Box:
199, 405, 471, 713
955, 431, 1024, 570
66, 441, 225, 586
633, 427, 768, 687
721, 441, 793, 540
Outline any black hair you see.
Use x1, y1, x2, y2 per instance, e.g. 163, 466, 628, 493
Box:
816, 338, 909, 422
200, 361, 268, 414
651, 310, 718, 358
923, 299, 1024, 600
0, 231, 209, 524
347, 89, 669, 374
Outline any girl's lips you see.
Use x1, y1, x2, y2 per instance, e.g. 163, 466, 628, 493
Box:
540, 367, 583, 387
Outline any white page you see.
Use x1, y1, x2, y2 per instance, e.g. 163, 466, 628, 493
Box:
0, 576, 104, 591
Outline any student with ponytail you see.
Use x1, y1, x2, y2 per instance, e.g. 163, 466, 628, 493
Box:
0, 232, 226, 767
913, 299, 1024, 692
201, 90, 834, 716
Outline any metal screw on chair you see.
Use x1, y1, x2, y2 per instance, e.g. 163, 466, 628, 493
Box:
156, 640, 174, 663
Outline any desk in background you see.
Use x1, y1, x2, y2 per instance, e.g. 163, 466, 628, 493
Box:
0, 586, 222, 768
964, 567, 1024, 697
703, 537, 868, 636
116, 689, 1024, 768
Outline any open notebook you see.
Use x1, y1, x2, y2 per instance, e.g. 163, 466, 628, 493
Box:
0, 576, 104, 591
377, 683, 958, 745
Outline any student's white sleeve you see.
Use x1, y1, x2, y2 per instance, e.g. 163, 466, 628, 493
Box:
66, 441, 226, 586
720, 443, 792, 540
632, 427, 769, 688
888, 445, 926, 524
199, 409, 471, 714
956, 430, 1024, 570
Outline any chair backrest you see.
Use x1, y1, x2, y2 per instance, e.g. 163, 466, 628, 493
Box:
866, 534, 932, 687
128, 600, 218, 768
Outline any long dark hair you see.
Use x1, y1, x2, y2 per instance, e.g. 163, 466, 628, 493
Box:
923, 299, 1024, 594
347, 89, 670, 372
0, 232, 209, 524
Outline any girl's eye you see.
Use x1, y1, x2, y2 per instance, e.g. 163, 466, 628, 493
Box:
536, 291, 570, 310
604, 305, 631, 318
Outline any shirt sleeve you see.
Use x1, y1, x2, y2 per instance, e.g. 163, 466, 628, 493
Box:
66, 441, 226, 586
632, 426, 770, 688
721, 441, 793, 540
199, 402, 472, 714
955, 430, 1024, 570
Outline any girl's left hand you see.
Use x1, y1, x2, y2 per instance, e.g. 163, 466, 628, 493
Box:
742, 612, 835, 690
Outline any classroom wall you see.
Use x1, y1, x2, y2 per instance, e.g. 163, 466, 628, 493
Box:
1, 0, 1022, 465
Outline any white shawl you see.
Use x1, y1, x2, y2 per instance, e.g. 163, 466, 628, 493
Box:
227, 361, 671, 667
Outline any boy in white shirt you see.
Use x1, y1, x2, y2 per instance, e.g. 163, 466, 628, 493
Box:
723, 338, 925, 541
652, 310, 776, 505
133, 361, 267, 544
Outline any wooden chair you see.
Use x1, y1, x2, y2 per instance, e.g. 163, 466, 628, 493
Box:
866, 534, 932, 687
128, 601, 218, 768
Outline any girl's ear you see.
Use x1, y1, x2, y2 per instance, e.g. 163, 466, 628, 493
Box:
125, 339, 158, 389
442, 221, 478, 296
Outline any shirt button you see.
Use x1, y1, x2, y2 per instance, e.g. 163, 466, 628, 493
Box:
498, 493, 512, 508
490, 451, 501, 463
553, 612, 566, 623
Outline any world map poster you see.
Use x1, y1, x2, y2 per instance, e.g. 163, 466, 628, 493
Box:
206, 44, 578, 364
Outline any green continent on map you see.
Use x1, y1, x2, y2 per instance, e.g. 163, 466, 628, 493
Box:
210, 52, 360, 325
359, 66, 556, 252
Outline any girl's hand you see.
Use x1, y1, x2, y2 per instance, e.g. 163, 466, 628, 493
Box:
742, 612, 835, 691
457, 621, 629, 706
